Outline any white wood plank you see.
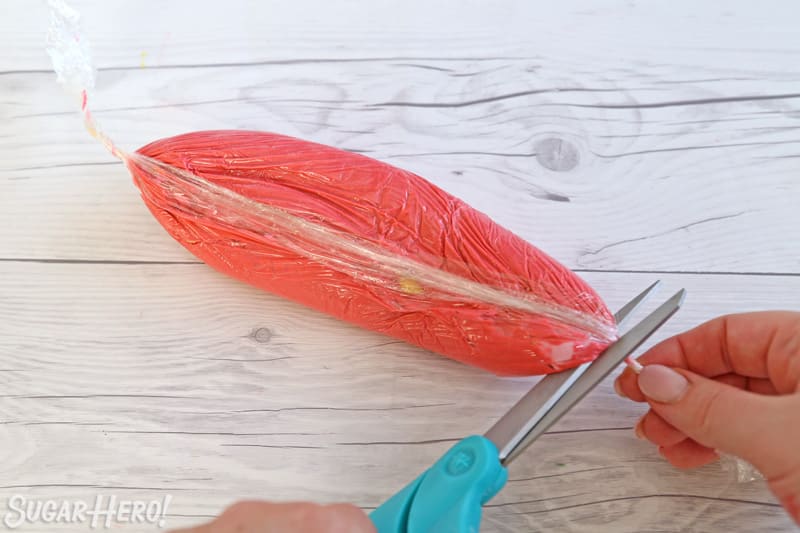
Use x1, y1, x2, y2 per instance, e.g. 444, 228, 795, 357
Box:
3, 59, 799, 272
4, 1, 800, 72
3, 1, 799, 272
1, 263, 798, 531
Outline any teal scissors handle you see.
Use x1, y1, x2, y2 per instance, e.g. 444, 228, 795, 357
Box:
370, 436, 508, 533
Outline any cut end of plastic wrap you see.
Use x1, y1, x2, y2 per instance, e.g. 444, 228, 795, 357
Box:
46, 0, 124, 159
626, 356, 644, 374
46, 0, 96, 97
720, 453, 765, 483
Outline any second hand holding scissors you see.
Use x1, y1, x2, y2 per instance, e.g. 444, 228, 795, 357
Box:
370, 282, 686, 532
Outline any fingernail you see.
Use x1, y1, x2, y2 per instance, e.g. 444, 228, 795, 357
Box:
634, 419, 645, 440
613, 378, 627, 398
637, 365, 688, 403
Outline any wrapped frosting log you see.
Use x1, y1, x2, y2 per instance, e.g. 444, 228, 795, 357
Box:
130, 131, 617, 375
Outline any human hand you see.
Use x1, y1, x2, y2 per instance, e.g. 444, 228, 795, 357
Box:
169, 501, 376, 533
615, 311, 800, 524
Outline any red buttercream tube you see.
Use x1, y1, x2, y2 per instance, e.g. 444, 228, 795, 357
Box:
127, 130, 617, 376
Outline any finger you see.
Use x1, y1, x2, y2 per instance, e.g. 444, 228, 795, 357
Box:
619, 371, 781, 404
637, 365, 800, 480
173, 501, 303, 533
321, 504, 378, 533
615, 368, 647, 402
648, 312, 797, 386
173, 501, 376, 533
713, 372, 746, 389
273, 502, 375, 533
658, 439, 719, 469
769, 471, 800, 526
616, 311, 799, 402
713, 373, 780, 395
637, 410, 687, 447
745, 377, 780, 395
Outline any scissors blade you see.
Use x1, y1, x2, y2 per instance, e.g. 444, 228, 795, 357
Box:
483, 282, 663, 463
614, 279, 661, 326
485, 287, 685, 465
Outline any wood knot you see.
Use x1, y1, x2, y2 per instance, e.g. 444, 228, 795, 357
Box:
535, 137, 580, 172
250, 327, 273, 344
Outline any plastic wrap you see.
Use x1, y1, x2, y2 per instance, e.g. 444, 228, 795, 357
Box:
46, 0, 620, 376
128, 133, 618, 376
720, 453, 764, 483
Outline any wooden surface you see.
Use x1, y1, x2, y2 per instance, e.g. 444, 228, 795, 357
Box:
2, 1, 799, 531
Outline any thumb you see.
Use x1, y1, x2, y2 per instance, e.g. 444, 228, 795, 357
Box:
637, 364, 800, 481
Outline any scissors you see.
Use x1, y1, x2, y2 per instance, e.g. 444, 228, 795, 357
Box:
370, 281, 685, 533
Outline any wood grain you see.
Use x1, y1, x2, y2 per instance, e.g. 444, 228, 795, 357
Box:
3, 56, 799, 272
2, 0, 799, 531
1, 264, 798, 531
3, 1, 800, 273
